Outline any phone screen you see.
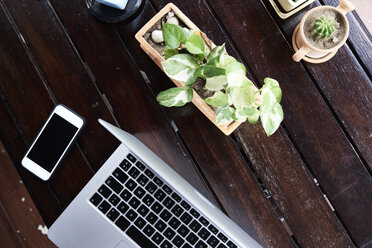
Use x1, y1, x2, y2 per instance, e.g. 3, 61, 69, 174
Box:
27, 114, 79, 172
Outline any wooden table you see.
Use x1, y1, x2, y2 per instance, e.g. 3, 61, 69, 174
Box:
0, 0, 371, 247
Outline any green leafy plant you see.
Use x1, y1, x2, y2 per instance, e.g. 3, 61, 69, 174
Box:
314, 17, 335, 38
156, 22, 284, 136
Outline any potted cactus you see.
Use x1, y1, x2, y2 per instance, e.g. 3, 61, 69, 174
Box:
135, 3, 283, 136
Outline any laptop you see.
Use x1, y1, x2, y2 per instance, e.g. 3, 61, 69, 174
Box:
48, 119, 262, 248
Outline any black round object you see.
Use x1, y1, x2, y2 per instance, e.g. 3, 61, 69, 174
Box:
86, 0, 143, 23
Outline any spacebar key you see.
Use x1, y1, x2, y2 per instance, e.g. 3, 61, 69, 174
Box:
126, 226, 157, 248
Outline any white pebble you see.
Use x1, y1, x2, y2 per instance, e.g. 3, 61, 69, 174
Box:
38, 225, 48, 235
167, 16, 179, 25
151, 30, 164, 43
21, 197, 25, 202
332, 37, 339, 43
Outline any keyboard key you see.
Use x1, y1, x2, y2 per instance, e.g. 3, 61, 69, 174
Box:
200, 216, 209, 226
151, 201, 163, 214
128, 167, 140, 179
161, 240, 172, 248
134, 187, 146, 199
218, 233, 228, 242
125, 179, 137, 191
126, 226, 157, 248
143, 194, 155, 206
171, 205, 184, 217
108, 194, 120, 206
137, 174, 149, 186
134, 216, 146, 229
112, 168, 128, 183
107, 208, 120, 221
171, 192, 182, 202
208, 224, 219, 234
172, 235, 185, 247
180, 200, 191, 210
163, 197, 175, 209
135, 161, 146, 171
198, 227, 211, 240
127, 153, 136, 163
146, 212, 158, 224
125, 209, 138, 221
120, 159, 132, 171
90, 193, 103, 206
143, 224, 155, 237
164, 227, 176, 240
151, 232, 164, 245
195, 240, 208, 248
154, 177, 164, 186
154, 219, 166, 232
117, 201, 129, 214
207, 236, 220, 247
144, 169, 154, 179
190, 220, 202, 232
169, 217, 181, 229
145, 182, 158, 194
105, 176, 123, 194
160, 209, 172, 222
180, 212, 192, 225
162, 185, 173, 194
186, 232, 199, 245
154, 189, 166, 201
129, 197, 141, 209
190, 209, 200, 218
115, 216, 130, 232
120, 189, 132, 201
182, 244, 192, 248
98, 184, 112, 198
98, 200, 111, 214
177, 224, 190, 237
227, 241, 237, 248
217, 244, 227, 248
138, 204, 150, 217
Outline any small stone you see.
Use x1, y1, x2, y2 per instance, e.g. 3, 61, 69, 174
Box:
38, 225, 48, 235
151, 30, 164, 43
332, 37, 339, 43
21, 197, 25, 202
167, 16, 179, 25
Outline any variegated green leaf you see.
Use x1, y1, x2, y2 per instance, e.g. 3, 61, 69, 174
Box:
161, 54, 199, 84
226, 61, 247, 87
216, 106, 234, 125
206, 44, 225, 65
260, 90, 283, 136
164, 48, 178, 59
186, 34, 205, 55
195, 66, 225, 79
205, 91, 228, 107
162, 23, 188, 49
205, 75, 228, 91
156, 86, 193, 107
229, 86, 255, 109
237, 107, 260, 124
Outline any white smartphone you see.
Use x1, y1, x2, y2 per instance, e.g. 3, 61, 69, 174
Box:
21, 104, 85, 181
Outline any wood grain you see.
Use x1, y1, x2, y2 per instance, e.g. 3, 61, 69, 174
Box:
0, 140, 56, 247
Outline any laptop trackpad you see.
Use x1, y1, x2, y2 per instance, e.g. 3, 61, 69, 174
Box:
115, 240, 136, 248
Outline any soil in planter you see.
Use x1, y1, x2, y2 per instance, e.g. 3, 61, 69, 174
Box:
304, 9, 346, 50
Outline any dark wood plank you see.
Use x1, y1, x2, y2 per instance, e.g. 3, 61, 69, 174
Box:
209, 0, 372, 246
0, 2, 93, 208
0, 202, 23, 248
0, 140, 56, 247
114, 1, 298, 247
147, 0, 355, 247
46, 0, 218, 205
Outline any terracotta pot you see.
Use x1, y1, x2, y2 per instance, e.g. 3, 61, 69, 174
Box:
292, 0, 355, 63
135, 3, 256, 135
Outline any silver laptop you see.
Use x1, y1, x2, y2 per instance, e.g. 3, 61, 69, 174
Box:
48, 119, 262, 248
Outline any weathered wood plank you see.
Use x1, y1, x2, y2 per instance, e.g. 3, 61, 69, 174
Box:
46, 0, 218, 205
0, 203, 23, 248
114, 1, 297, 247
0, 2, 93, 208
0, 140, 56, 247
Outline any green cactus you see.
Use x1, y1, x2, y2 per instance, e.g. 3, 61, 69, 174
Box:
313, 17, 335, 39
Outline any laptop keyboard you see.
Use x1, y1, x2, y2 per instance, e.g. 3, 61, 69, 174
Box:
89, 153, 238, 248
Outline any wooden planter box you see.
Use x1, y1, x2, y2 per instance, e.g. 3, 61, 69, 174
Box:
135, 3, 242, 135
